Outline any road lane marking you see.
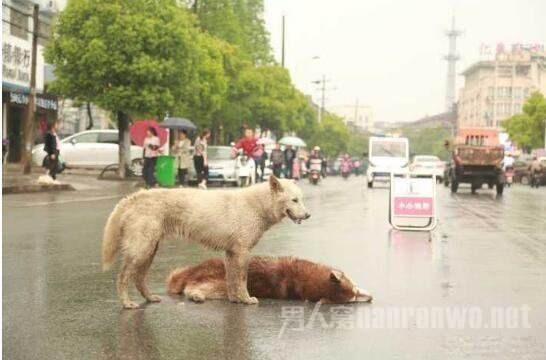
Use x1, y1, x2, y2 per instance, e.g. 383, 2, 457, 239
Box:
20, 195, 123, 207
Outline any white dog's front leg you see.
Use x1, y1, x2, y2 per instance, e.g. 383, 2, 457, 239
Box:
225, 249, 258, 305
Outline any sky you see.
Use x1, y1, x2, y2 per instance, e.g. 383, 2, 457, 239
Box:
263, 0, 546, 123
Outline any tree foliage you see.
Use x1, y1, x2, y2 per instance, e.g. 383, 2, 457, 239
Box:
301, 113, 350, 156
502, 91, 546, 152
45, 0, 226, 118
46, 0, 348, 156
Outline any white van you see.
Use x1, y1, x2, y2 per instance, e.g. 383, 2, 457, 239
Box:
366, 136, 409, 187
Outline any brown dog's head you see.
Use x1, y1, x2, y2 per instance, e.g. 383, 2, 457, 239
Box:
320, 270, 373, 304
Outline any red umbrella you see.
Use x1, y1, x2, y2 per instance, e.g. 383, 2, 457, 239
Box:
130, 119, 168, 147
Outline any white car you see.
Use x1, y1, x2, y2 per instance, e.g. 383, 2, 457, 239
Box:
410, 155, 445, 181
32, 130, 143, 168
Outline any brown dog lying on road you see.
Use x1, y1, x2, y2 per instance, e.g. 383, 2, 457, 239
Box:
167, 257, 373, 304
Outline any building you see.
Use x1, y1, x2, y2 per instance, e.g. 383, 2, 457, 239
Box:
457, 44, 546, 129
57, 100, 113, 136
330, 103, 374, 132
2, 0, 59, 162
410, 107, 457, 132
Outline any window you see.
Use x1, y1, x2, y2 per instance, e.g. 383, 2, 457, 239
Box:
70, 132, 99, 144
514, 87, 522, 99
514, 104, 521, 114
38, 20, 51, 46
506, 87, 512, 98
208, 147, 232, 160
487, 103, 493, 115
523, 88, 530, 98
497, 87, 504, 98
488, 87, 495, 99
504, 103, 511, 116
10, 8, 29, 40
371, 141, 406, 157
98, 132, 119, 144
496, 103, 503, 115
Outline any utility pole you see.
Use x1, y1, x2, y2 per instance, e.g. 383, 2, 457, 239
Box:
354, 98, 359, 128
319, 74, 326, 123
281, 15, 285, 67
21, 4, 39, 174
444, 16, 461, 113
312, 74, 329, 123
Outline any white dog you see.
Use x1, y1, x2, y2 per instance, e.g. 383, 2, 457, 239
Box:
102, 175, 310, 309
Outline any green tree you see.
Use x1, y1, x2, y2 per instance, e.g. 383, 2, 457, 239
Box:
347, 132, 371, 157
194, 0, 272, 64
232, 0, 272, 64
303, 113, 349, 156
45, 0, 226, 176
399, 126, 452, 160
502, 91, 546, 152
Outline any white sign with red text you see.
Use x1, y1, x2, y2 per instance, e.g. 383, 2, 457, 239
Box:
390, 175, 437, 231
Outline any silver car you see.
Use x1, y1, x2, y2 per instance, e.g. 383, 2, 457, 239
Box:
206, 146, 237, 185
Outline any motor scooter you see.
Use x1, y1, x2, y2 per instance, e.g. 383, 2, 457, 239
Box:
308, 158, 322, 185
235, 150, 255, 187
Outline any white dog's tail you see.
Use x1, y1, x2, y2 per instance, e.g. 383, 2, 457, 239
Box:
101, 203, 125, 271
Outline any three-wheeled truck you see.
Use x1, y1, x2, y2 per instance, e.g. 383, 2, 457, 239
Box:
444, 128, 505, 195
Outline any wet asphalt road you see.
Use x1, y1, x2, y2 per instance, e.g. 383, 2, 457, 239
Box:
3, 176, 546, 359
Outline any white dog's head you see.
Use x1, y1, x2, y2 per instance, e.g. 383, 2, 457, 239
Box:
269, 175, 311, 224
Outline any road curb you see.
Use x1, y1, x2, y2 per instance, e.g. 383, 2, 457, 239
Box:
2, 183, 76, 195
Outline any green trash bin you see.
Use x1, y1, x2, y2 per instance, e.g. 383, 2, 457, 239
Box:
155, 155, 176, 187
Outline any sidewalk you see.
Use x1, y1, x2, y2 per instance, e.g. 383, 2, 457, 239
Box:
2, 163, 145, 194
2, 164, 76, 194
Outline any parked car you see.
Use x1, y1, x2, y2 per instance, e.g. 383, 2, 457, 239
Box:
206, 146, 237, 186
410, 155, 445, 182
32, 130, 143, 168
513, 159, 531, 184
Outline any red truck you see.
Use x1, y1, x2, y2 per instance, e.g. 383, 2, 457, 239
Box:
444, 128, 505, 195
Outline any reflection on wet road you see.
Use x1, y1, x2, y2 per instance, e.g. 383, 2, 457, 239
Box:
3, 178, 546, 359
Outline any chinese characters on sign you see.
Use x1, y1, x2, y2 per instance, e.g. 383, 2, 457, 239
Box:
390, 176, 437, 230
393, 197, 434, 217
9, 92, 58, 111
479, 42, 545, 57
2, 35, 45, 91
3, 42, 31, 84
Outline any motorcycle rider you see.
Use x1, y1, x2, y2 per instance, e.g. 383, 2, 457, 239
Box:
528, 156, 543, 187
307, 146, 324, 177
340, 153, 353, 177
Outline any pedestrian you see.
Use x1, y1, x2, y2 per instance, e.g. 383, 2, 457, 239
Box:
172, 130, 191, 186
258, 145, 268, 182
142, 127, 161, 189
270, 143, 284, 178
194, 128, 211, 189
284, 145, 296, 179
43, 121, 61, 181
234, 128, 263, 183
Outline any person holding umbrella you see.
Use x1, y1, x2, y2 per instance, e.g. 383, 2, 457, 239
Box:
143, 127, 162, 189
172, 130, 191, 186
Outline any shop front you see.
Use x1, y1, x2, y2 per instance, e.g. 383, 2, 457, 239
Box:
2, 88, 58, 163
